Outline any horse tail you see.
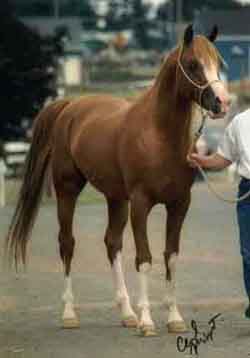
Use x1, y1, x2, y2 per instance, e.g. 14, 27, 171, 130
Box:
5, 99, 71, 268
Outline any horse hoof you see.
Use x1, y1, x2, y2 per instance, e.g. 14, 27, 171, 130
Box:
139, 325, 157, 337
62, 317, 80, 329
122, 316, 139, 328
167, 321, 187, 333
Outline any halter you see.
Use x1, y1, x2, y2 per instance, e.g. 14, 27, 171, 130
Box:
177, 43, 223, 146
177, 43, 222, 111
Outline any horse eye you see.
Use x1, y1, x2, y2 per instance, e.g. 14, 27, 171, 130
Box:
189, 62, 199, 71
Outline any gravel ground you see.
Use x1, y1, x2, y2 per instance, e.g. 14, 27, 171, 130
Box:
1, 179, 250, 358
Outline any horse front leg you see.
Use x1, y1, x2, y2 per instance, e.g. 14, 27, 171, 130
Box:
164, 195, 191, 333
104, 199, 138, 328
130, 191, 156, 337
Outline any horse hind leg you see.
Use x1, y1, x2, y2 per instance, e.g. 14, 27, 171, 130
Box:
104, 199, 138, 328
54, 166, 86, 329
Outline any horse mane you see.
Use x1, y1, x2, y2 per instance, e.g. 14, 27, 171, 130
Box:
140, 35, 220, 157
150, 44, 193, 156
129, 35, 220, 160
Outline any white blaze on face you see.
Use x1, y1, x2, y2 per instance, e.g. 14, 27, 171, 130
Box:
201, 59, 230, 115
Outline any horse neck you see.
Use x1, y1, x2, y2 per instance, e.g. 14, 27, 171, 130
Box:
152, 68, 194, 158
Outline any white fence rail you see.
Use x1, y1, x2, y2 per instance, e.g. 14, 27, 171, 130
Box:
0, 141, 30, 207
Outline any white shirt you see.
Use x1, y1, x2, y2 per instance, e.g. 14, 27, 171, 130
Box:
217, 108, 250, 179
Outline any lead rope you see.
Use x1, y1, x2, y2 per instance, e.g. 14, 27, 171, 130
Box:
176, 43, 250, 204
197, 165, 250, 204
189, 116, 250, 204
177, 42, 250, 204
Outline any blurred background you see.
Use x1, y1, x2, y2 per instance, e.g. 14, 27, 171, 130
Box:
1, 0, 250, 180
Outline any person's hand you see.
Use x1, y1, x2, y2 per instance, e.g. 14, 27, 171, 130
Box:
187, 153, 204, 168
187, 152, 230, 170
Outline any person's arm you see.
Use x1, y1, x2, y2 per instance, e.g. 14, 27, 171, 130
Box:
187, 152, 232, 170
188, 116, 239, 171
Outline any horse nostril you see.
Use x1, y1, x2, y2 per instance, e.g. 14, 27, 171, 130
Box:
213, 97, 222, 114
215, 96, 222, 105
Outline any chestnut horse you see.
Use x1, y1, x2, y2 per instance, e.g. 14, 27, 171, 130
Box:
6, 25, 230, 336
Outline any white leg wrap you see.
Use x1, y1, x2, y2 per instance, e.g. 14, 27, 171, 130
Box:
62, 277, 76, 320
165, 254, 184, 324
112, 252, 136, 318
138, 263, 154, 327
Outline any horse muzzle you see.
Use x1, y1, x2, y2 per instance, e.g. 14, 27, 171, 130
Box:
202, 88, 231, 119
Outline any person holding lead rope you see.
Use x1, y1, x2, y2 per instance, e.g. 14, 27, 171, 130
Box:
188, 107, 250, 318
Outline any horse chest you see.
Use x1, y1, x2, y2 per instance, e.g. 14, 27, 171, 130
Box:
120, 124, 195, 201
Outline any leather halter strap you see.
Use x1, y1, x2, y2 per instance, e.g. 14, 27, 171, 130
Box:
177, 44, 222, 108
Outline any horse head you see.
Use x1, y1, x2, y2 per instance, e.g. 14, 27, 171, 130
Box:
175, 24, 230, 119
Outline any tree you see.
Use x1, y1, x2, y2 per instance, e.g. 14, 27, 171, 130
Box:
60, 0, 98, 29
13, 0, 98, 28
131, 0, 151, 49
80, 1, 98, 30
13, 0, 53, 16
106, 0, 124, 31
0, 1, 64, 140
104, 0, 152, 48
105, 0, 133, 31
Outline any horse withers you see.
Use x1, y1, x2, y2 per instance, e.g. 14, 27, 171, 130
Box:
6, 25, 230, 336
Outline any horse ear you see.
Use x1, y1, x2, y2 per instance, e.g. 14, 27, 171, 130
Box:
183, 24, 194, 48
208, 25, 218, 42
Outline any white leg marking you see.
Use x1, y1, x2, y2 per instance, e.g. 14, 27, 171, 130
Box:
138, 263, 154, 327
112, 252, 136, 319
62, 276, 77, 320
165, 254, 184, 324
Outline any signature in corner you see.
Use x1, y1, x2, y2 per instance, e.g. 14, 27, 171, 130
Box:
176, 313, 222, 355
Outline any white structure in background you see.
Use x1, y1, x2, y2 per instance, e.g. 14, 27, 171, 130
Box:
0, 159, 7, 208
3, 142, 30, 171
62, 54, 83, 87
0, 141, 31, 207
